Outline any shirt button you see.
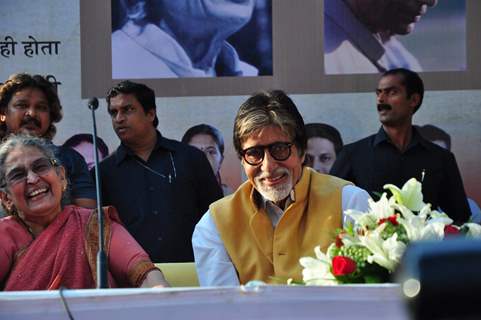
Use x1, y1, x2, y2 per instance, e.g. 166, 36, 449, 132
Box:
153, 210, 159, 215
149, 186, 155, 191
157, 237, 162, 241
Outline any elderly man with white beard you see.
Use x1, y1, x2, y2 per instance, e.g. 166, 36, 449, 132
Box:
192, 90, 371, 286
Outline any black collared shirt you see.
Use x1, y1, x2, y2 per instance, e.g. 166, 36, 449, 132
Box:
98, 132, 223, 262
54, 145, 96, 201
330, 127, 470, 224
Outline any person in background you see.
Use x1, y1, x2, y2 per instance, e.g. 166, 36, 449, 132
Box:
304, 123, 343, 174
417, 124, 481, 223
0, 73, 96, 209
100, 80, 223, 263
112, 0, 258, 78
193, 90, 370, 286
182, 124, 233, 196
0, 135, 168, 290
331, 68, 470, 224
63, 133, 110, 170
416, 124, 450, 150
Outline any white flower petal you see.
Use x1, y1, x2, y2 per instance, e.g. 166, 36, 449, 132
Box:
384, 178, 425, 211
462, 223, 481, 237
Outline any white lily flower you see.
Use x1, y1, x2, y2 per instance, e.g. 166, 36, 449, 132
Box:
299, 246, 337, 285
398, 215, 425, 241
338, 233, 360, 248
384, 178, 426, 212
345, 209, 377, 230
392, 203, 415, 220
462, 223, 481, 237
392, 203, 427, 241
383, 233, 406, 264
314, 245, 331, 262
398, 211, 446, 241
359, 226, 406, 272
420, 222, 446, 240
429, 210, 453, 225
368, 193, 395, 219
418, 203, 433, 220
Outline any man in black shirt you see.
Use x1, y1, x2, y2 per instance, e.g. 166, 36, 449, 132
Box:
330, 68, 470, 224
99, 81, 223, 262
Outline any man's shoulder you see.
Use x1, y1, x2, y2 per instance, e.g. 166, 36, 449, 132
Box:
311, 170, 352, 186
55, 145, 84, 162
98, 147, 121, 170
166, 137, 199, 152
342, 134, 376, 154
417, 139, 457, 164
158, 136, 190, 152
159, 136, 210, 161
55, 145, 91, 177
102, 148, 119, 163
419, 138, 453, 155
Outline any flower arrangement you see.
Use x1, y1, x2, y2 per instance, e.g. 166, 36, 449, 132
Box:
298, 178, 481, 285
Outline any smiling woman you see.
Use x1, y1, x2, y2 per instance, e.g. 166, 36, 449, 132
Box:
0, 135, 169, 290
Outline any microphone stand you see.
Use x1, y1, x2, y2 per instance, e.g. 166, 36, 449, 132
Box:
88, 97, 108, 289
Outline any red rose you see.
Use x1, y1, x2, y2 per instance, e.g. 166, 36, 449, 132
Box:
335, 233, 343, 248
379, 215, 398, 226
444, 225, 460, 235
332, 256, 357, 276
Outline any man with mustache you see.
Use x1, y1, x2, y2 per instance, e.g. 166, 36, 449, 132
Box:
0, 73, 96, 210
330, 68, 471, 224
99, 80, 223, 262
192, 90, 370, 286
324, 0, 438, 74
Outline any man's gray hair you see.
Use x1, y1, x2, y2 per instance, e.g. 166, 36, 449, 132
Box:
233, 90, 307, 158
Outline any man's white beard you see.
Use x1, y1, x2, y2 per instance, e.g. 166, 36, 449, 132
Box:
254, 167, 293, 204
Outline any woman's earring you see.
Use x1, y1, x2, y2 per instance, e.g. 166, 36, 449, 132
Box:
0, 115, 6, 122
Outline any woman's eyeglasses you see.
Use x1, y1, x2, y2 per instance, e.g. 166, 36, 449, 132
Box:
241, 142, 293, 166
2, 158, 58, 187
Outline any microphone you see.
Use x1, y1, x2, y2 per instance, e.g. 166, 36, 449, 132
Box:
88, 97, 108, 289
88, 97, 99, 110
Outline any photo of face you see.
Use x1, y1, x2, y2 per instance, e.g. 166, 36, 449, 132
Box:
187, 133, 223, 175
110, 0, 272, 79
359, 0, 438, 35
324, 0, 465, 74
72, 142, 105, 170
305, 137, 336, 174
161, 0, 255, 30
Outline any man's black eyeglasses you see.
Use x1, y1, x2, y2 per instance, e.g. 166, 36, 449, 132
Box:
241, 142, 293, 166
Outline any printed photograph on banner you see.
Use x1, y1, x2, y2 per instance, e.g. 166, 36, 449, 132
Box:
111, 0, 273, 79
323, 0, 466, 74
